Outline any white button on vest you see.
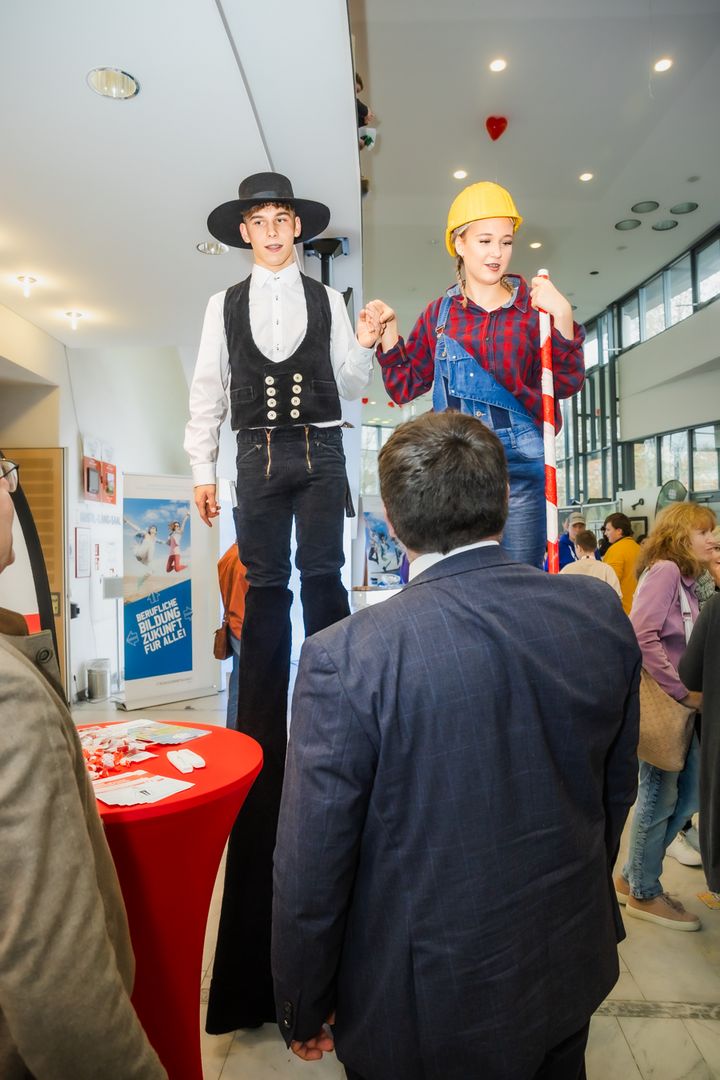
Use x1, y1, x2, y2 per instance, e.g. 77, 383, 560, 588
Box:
290, 409, 300, 419
292, 384, 302, 395
267, 397, 277, 408
265, 376, 275, 386
291, 397, 300, 406
267, 410, 277, 420
293, 373, 303, 382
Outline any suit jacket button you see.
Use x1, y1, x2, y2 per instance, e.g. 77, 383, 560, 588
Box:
290, 409, 300, 419
293, 373, 303, 382
265, 376, 275, 385
267, 411, 277, 420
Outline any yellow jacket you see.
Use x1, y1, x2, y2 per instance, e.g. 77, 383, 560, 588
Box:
603, 536, 642, 614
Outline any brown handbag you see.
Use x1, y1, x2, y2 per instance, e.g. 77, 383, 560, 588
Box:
213, 618, 232, 661
637, 669, 695, 772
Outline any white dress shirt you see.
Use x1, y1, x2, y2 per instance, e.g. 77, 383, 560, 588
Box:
184, 262, 374, 486
409, 540, 500, 581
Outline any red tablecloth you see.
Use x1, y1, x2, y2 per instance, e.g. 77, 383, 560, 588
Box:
83, 721, 263, 1080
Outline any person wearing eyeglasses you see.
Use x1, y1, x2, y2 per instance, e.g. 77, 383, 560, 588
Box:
0, 465, 166, 1078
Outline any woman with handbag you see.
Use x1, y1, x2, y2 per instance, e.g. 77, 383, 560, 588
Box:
614, 502, 716, 931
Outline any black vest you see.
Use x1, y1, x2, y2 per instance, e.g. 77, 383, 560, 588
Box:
224, 273, 342, 429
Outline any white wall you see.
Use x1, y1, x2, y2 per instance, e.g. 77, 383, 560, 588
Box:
0, 302, 192, 696
617, 298, 720, 442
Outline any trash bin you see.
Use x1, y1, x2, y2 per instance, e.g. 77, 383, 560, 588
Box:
87, 658, 112, 701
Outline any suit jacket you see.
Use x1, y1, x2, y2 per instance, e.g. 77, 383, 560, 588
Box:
272, 546, 641, 1080
0, 629, 166, 1079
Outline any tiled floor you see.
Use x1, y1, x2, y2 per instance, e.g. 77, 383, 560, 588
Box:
74, 693, 720, 1078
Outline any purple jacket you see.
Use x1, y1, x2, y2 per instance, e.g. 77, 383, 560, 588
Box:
630, 559, 698, 701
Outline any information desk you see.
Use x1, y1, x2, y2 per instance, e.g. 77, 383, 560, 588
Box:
82, 721, 263, 1080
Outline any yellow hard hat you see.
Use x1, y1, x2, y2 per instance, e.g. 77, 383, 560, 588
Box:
445, 182, 523, 257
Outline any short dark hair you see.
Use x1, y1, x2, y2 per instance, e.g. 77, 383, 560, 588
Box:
378, 412, 508, 555
604, 512, 634, 537
242, 201, 295, 222
575, 529, 597, 553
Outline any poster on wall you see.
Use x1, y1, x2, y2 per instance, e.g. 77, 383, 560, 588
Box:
363, 501, 406, 587
121, 474, 218, 709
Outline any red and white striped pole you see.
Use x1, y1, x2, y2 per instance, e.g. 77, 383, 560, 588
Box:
538, 269, 559, 573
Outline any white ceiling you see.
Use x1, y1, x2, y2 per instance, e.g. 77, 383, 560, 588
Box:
1, 0, 719, 435
352, 0, 720, 424
0, 0, 362, 353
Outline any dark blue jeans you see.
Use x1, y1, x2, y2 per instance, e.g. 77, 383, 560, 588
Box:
207, 425, 351, 1033
233, 424, 348, 587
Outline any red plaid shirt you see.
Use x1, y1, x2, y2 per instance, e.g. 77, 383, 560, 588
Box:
377, 276, 585, 431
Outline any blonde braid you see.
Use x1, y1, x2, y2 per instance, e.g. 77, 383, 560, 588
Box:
455, 255, 469, 309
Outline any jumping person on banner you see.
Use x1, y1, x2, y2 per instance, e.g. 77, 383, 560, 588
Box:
366, 181, 585, 568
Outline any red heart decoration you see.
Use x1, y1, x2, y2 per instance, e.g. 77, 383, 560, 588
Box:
485, 116, 508, 141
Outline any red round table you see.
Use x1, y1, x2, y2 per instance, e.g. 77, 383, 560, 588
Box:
83, 721, 263, 1080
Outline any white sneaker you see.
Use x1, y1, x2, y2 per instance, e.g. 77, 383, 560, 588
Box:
666, 832, 703, 867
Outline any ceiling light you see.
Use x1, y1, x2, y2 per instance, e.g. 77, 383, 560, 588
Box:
579, 173, 594, 182
615, 219, 641, 231
17, 274, 37, 298
86, 68, 140, 99
529, 242, 542, 250
631, 201, 659, 213
654, 58, 673, 72
489, 58, 507, 72
453, 169, 468, 180
369, 400, 376, 405
670, 202, 698, 215
65, 311, 83, 330
196, 240, 229, 255
652, 219, 678, 231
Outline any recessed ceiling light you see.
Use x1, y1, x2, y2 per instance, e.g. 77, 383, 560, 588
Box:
589, 270, 599, 276
65, 311, 84, 330
631, 201, 659, 213
652, 219, 678, 231
654, 57, 673, 72
579, 172, 594, 182
196, 240, 229, 255
529, 242, 542, 250
453, 169, 468, 180
369, 400, 376, 405
87, 68, 140, 99
489, 58, 507, 72
16, 274, 37, 298
670, 202, 698, 215
615, 219, 641, 231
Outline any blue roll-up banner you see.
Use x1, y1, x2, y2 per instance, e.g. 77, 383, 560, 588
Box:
122, 475, 218, 709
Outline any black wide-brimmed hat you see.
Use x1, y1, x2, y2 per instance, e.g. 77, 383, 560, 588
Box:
207, 172, 331, 249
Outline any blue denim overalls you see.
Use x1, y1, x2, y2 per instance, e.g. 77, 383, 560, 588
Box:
433, 286, 546, 567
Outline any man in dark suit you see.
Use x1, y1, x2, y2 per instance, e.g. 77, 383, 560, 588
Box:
271, 412, 641, 1080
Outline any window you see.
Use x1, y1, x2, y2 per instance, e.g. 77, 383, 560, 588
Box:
692, 424, 720, 492
697, 237, 720, 303
556, 461, 567, 507
660, 431, 689, 488
586, 453, 603, 499
633, 438, 658, 489
642, 274, 665, 339
620, 295, 640, 348
584, 322, 598, 369
669, 255, 693, 326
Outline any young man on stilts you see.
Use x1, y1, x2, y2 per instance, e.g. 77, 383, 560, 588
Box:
368, 181, 585, 569
184, 172, 379, 1031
